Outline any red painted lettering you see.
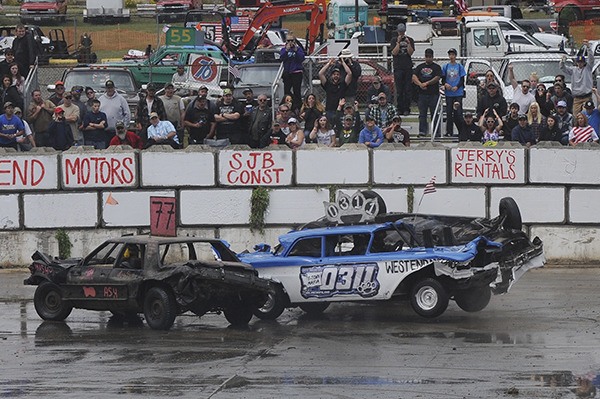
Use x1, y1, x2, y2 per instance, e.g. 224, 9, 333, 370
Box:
229, 152, 242, 170
0, 159, 47, 187
63, 155, 136, 187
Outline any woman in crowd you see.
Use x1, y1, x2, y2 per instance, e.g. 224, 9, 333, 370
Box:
527, 101, 546, 142
285, 117, 305, 150
534, 83, 552, 117
538, 114, 561, 142
309, 115, 337, 147
479, 108, 503, 145
9, 63, 24, 95
299, 93, 324, 142
477, 69, 499, 102
0, 75, 23, 110
569, 112, 599, 146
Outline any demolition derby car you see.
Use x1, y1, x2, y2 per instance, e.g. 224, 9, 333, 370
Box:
239, 191, 545, 319
25, 236, 273, 330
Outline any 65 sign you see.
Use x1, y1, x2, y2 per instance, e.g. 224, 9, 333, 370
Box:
150, 196, 177, 237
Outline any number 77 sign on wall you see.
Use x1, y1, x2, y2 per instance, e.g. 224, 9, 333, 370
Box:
150, 196, 177, 237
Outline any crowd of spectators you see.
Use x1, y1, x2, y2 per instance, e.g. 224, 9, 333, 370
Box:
1, 23, 599, 152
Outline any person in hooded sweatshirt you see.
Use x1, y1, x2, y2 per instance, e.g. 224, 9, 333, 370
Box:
47, 107, 74, 151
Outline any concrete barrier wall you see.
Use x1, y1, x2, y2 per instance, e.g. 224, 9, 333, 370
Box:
2, 141, 600, 265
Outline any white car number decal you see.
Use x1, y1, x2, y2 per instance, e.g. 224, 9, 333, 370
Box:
300, 263, 379, 299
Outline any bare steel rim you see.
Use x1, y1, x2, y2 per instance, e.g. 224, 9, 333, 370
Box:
259, 292, 276, 313
415, 285, 439, 311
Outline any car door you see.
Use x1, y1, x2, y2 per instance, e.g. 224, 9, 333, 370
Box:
310, 233, 382, 301
64, 242, 127, 302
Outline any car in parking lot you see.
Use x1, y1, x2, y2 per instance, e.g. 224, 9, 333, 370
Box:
239, 191, 545, 320
25, 236, 273, 330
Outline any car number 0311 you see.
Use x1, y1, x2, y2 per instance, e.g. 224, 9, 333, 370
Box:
300, 263, 380, 299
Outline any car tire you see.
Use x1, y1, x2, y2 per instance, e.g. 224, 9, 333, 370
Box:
143, 287, 178, 330
224, 302, 254, 326
361, 190, 387, 215
34, 282, 73, 321
499, 197, 522, 230
252, 284, 286, 320
454, 286, 492, 313
298, 302, 330, 314
410, 278, 449, 318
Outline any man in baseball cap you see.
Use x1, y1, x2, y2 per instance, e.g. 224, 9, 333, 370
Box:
108, 120, 143, 149
49, 81, 66, 106
442, 46, 466, 136
561, 39, 594, 113
145, 111, 180, 149
413, 48, 442, 136
582, 99, 600, 134
46, 105, 74, 151
0, 101, 24, 149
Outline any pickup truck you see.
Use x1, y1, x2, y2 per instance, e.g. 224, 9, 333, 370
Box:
409, 18, 511, 58
48, 66, 140, 125
104, 44, 228, 96
20, 0, 67, 24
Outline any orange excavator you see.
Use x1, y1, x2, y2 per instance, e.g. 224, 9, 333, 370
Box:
236, 0, 327, 56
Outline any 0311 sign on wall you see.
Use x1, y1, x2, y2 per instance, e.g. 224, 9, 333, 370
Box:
150, 196, 177, 237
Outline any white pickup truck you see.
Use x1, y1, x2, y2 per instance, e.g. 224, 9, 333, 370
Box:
407, 18, 513, 58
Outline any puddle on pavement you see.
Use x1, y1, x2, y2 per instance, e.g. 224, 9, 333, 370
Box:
390, 331, 545, 345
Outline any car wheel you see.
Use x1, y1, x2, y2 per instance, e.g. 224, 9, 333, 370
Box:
143, 287, 177, 330
499, 197, 522, 230
454, 286, 492, 313
224, 302, 254, 326
361, 190, 387, 215
34, 282, 73, 321
253, 284, 286, 320
298, 302, 330, 314
410, 278, 449, 318
559, 5, 582, 23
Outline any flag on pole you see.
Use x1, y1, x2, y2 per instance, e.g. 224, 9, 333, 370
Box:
454, 0, 469, 14
423, 176, 437, 195
228, 64, 241, 79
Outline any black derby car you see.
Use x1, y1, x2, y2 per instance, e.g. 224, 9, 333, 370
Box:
25, 236, 273, 330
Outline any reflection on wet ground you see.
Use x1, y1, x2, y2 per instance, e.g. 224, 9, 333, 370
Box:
1, 269, 600, 398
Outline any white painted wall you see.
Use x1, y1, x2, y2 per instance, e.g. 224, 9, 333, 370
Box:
530, 147, 600, 185
24, 192, 98, 228
5, 145, 600, 265
373, 145, 447, 185
61, 150, 138, 189
141, 150, 215, 187
296, 145, 369, 185
180, 189, 252, 225
450, 145, 526, 184
0, 194, 20, 229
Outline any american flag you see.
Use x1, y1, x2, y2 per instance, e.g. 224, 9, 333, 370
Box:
231, 17, 251, 32
423, 176, 437, 195
228, 64, 241, 79
454, 0, 469, 14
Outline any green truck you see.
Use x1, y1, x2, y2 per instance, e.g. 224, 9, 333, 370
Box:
104, 43, 229, 94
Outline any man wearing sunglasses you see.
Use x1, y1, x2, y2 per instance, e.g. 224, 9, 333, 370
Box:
508, 63, 534, 115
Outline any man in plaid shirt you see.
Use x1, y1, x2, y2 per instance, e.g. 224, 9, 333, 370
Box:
366, 92, 398, 130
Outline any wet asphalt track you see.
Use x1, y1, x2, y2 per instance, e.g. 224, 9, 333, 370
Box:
1, 268, 599, 398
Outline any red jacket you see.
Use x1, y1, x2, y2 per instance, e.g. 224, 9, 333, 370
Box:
108, 131, 143, 149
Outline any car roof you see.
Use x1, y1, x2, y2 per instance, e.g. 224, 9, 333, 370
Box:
104, 235, 228, 245
279, 223, 395, 246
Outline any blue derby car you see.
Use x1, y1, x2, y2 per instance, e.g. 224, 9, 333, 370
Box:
239, 191, 545, 319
